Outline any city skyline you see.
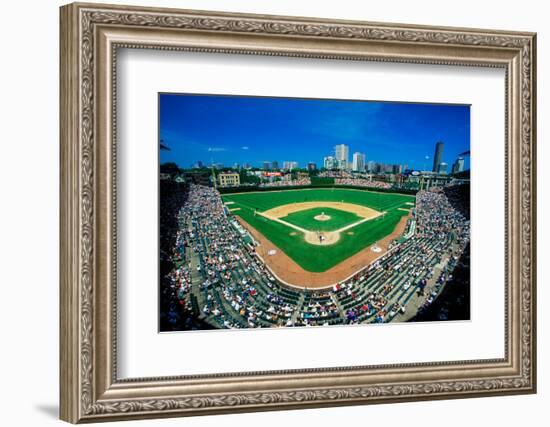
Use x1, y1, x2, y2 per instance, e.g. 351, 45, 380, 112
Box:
160, 93, 470, 171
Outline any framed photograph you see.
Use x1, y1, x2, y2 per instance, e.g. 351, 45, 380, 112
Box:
60, 2, 537, 423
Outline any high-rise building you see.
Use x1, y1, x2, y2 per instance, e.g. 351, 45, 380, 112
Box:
263, 161, 271, 170
271, 161, 279, 170
392, 164, 403, 174
307, 162, 317, 171
452, 157, 465, 174
338, 159, 349, 170
432, 142, 444, 172
352, 152, 366, 172
457, 157, 465, 172
324, 156, 335, 170
335, 144, 349, 170
366, 160, 376, 173
437, 162, 448, 174
283, 161, 299, 170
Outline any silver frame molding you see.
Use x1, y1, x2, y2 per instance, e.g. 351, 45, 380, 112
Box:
60, 2, 537, 423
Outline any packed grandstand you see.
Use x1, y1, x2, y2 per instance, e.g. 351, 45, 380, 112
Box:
160, 180, 470, 331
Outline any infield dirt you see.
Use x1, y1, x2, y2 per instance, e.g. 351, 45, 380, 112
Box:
262, 201, 381, 220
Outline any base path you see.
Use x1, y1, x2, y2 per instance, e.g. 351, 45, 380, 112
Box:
237, 213, 411, 289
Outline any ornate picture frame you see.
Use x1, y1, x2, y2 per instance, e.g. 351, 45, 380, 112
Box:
60, 2, 536, 423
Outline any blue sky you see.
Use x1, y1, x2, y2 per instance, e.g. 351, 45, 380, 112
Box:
159, 93, 470, 171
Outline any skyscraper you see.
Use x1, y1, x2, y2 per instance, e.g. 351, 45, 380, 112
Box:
271, 161, 279, 170
263, 161, 271, 170
307, 162, 317, 171
432, 141, 444, 172
335, 144, 349, 170
457, 157, 465, 172
283, 161, 299, 170
352, 152, 366, 172
324, 156, 335, 170
366, 160, 376, 173
437, 162, 448, 174
452, 157, 465, 174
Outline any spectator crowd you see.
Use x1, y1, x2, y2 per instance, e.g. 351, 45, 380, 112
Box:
335, 177, 392, 190
258, 176, 311, 188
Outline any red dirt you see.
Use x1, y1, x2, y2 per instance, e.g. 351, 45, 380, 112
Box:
236, 213, 411, 290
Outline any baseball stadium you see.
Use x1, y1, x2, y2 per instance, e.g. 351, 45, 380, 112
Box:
160, 179, 470, 331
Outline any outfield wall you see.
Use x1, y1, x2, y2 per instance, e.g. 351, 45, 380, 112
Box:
217, 184, 418, 196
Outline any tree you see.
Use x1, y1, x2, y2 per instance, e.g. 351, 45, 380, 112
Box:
239, 170, 260, 184
160, 162, 181, 176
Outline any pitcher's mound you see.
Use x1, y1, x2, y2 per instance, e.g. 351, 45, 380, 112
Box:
314, 214, 331, 221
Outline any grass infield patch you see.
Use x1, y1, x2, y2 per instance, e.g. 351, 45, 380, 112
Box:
283, 207, 361, 232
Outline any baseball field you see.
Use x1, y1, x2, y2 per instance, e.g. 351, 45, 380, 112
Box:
222, 188, 415, 273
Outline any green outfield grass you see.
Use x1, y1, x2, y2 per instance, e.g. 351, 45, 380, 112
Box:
282, 207, 362, 232
222, 188, 414, 272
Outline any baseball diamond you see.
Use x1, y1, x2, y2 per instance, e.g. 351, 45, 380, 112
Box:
222, 188, 413, 273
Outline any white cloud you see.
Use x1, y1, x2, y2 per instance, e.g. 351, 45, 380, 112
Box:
207, 147, 227, 152
241, 146, 249, 150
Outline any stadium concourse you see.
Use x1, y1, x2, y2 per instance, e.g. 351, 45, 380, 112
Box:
160, 183, 470, 331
